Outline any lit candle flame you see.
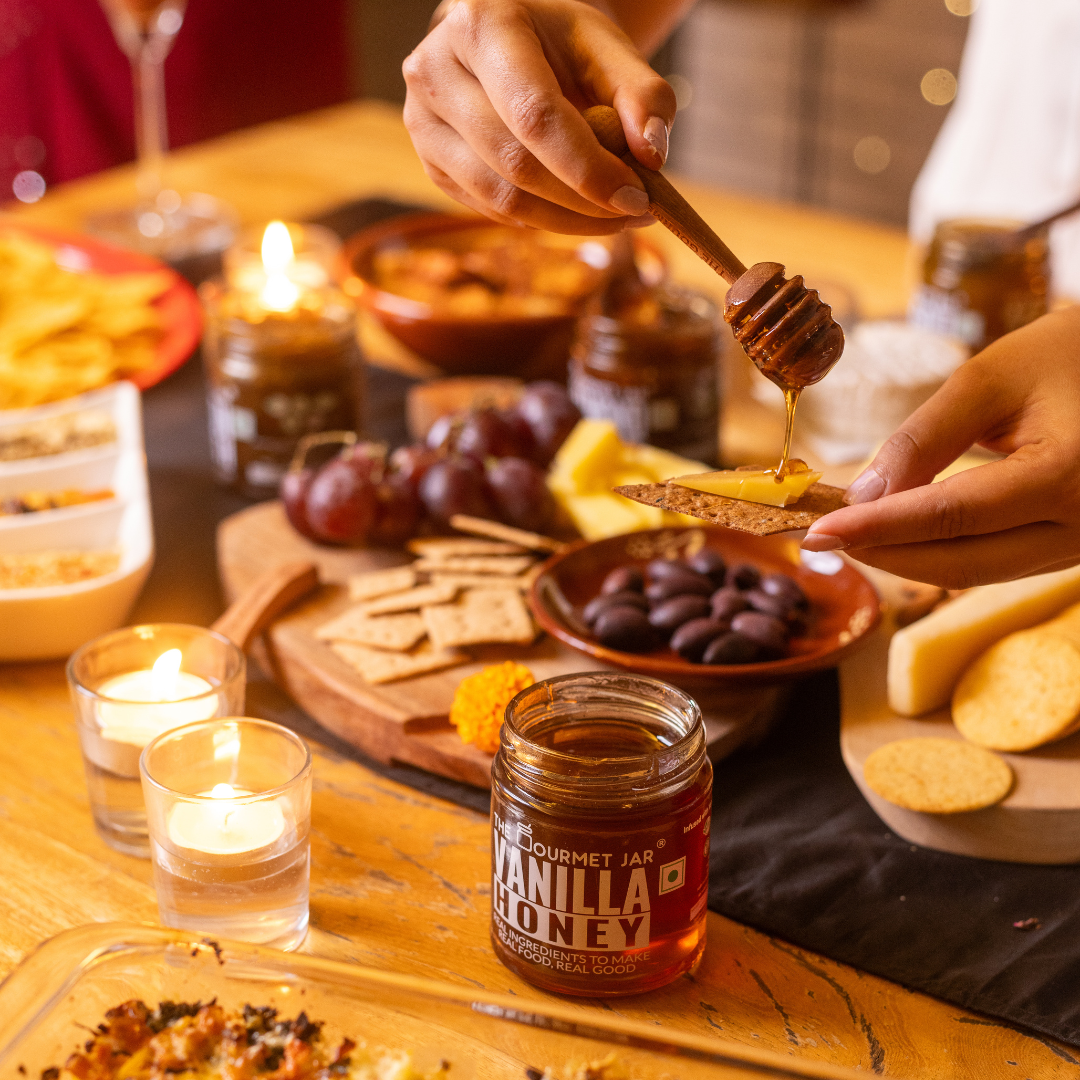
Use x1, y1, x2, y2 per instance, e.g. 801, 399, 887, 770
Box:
150, 649, 183, 700
210, 783, 236, 799
260, 220, 300, 312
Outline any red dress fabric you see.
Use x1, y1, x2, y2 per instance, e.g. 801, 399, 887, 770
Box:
0, 0, 351, 196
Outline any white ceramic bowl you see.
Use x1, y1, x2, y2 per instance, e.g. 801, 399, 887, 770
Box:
0, 382, 154, 661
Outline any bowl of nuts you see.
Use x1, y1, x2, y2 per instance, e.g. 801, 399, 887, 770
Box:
530, 526, 881, 685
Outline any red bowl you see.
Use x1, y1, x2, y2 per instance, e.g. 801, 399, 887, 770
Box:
340, 212, 663, 380
530, 526, 881, 687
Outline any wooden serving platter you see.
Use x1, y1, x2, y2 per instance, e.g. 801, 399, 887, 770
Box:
217, 501, 789, 788
839, 571, 1080, 864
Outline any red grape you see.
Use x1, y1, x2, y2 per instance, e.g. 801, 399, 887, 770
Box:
426, 414, 455, 450
454, 406, 529, 461
419, 456, 497, 524
305, 455, 378, 544
280, 466, 319, 540
485, 456, 555, 532
388, 443, 442, 493
515, 381, 580, 465
369, 470, 422, 546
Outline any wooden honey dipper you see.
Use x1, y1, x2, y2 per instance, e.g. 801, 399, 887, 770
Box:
583, 105, 844, 391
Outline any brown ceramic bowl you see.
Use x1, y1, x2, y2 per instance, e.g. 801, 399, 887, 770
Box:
339, 212, 664, 379
530, 527, 881, 686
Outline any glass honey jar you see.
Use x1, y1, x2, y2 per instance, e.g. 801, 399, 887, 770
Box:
200, 279, 363, 498
490, 672, 712, 997
569, 285, 721, 465
909, 218, 1050, 353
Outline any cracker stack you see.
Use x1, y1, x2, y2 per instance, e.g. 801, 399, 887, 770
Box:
316, 537, 543, 684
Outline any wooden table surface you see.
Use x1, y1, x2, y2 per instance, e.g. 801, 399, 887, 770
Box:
3, 101, 1078, 1079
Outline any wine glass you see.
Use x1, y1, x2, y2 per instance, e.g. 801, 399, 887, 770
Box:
86, 0, 236, 262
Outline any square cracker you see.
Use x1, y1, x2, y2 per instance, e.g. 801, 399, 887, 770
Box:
429, 573, 530, 591
347, 565, 416, 602
448, 513, 564, 553
412, 555, 535, 576
330, 640, 466, 684
315, 609, 426, 652
407, 537, 527, 558
614, 482, 847, 536
360, 581, 458, 616
423, 588, 536, 650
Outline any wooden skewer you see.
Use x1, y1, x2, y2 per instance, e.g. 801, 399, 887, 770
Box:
582, 105, 748, 285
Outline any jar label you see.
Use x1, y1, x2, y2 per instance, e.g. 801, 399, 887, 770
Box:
490, 800, 710, 976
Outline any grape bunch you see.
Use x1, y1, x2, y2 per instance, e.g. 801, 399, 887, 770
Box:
281, 381, 580, 546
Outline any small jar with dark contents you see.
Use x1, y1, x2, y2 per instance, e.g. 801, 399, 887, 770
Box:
490, 672, 712, 996
569, 285, 720, 464
201, 279, 363, 498
909, 218, 1050, 353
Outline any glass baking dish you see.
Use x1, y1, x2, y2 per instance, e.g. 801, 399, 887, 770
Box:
0, 924, 865, 1080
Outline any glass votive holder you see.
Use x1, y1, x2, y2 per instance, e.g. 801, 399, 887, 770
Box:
67, 624, 246, 858
140, 717, 312, 951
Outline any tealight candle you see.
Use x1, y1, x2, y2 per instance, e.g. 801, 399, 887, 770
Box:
167, 783, 287, 855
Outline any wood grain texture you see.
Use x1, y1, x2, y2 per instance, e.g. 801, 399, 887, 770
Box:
840, 574, 1080, 864
1, 102, 1074, 1076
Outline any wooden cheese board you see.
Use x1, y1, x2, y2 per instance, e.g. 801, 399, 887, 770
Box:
839, 570, 1080, 865
217, 501, 789, 789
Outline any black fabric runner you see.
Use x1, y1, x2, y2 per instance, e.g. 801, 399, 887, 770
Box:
135, 199, 1080, 1051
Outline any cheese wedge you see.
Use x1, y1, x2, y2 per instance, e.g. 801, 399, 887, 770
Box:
887, 564, 1080, 716
670, 466, 822, 508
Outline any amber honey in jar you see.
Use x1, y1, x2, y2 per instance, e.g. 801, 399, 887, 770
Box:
569, 285, 720, 464
491, 672, 712, 996
909, 218, 1050, 352
200, 279, 363, 498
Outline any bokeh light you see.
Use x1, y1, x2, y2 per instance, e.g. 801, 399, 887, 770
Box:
853, 136, 891, 174
12, 170, 46, 203
921, 68, 958, 105
945, 0, 979, 14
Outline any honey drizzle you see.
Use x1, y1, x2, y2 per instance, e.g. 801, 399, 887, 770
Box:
775, 385, 802, 481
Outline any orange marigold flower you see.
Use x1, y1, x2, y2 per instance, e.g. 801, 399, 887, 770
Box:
449, 661, 534, 754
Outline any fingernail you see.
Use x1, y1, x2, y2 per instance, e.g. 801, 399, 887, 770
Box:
844, 469, 886, 505
800, 532, 846, 552
643, 116, 668, 165
625, 213, 657, 229
610, 185, 650, 216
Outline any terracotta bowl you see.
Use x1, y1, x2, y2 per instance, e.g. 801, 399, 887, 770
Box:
339, 212, 663, 379
530, 526, 881, 687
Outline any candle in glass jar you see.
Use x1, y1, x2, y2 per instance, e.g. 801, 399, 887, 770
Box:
167, 782, 287, 855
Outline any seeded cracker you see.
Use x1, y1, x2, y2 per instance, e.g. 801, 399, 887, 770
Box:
863, 737, 1013, 814
331, 640, 466, 684
614, 482, 847, 536
412, 555, 535, 576
407, 537, 527, 558
360, 581, 458, 616
315, 609, 426, 652
423, 588, 536, 650
347, 565, 416, 602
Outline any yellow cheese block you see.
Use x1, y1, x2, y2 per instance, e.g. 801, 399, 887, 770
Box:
563, 493, 654, 540
670, 466, 822, 507
887, 564, 1080, 716
548, 418, 622, 490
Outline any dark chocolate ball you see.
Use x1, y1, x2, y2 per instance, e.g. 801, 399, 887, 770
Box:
670, 617, 727, 662
600, 565, 644, 595
702, 632, 760, 665
648, 594, 710, 633
593, 606, 656, 652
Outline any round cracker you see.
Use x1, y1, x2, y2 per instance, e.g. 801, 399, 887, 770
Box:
952, 629, 1080, 751
863, 737, 1013, 814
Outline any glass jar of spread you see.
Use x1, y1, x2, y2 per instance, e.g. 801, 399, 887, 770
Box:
909, 218, 1050, 353
201, 279, 363, 498
490, 672, 712, 996
569, 285, 721, 465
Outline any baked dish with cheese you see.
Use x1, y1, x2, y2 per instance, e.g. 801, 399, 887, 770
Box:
45, 1000, 448, 1080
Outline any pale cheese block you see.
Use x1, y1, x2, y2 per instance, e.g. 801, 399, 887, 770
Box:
887, 564, 1080, 717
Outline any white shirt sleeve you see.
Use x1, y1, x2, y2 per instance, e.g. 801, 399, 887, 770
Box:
909, 0, 1080, 299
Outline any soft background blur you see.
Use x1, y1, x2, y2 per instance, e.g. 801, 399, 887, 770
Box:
3, 0, 972, 229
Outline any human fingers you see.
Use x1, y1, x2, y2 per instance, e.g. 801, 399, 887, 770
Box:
839, 349, 1023, 508
802, 445, 1066, 552
437, 0, 664, 216
407, 42, 624, 221
405, 100, 648, 233
843, 521, 1074, 589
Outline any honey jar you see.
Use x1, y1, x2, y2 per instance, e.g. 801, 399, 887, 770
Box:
909, 219, 1050, 353
490, 672, 712, 996
569, 285, 721, 464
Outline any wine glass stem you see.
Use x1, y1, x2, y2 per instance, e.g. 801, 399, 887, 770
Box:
132, 46, 168, 203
